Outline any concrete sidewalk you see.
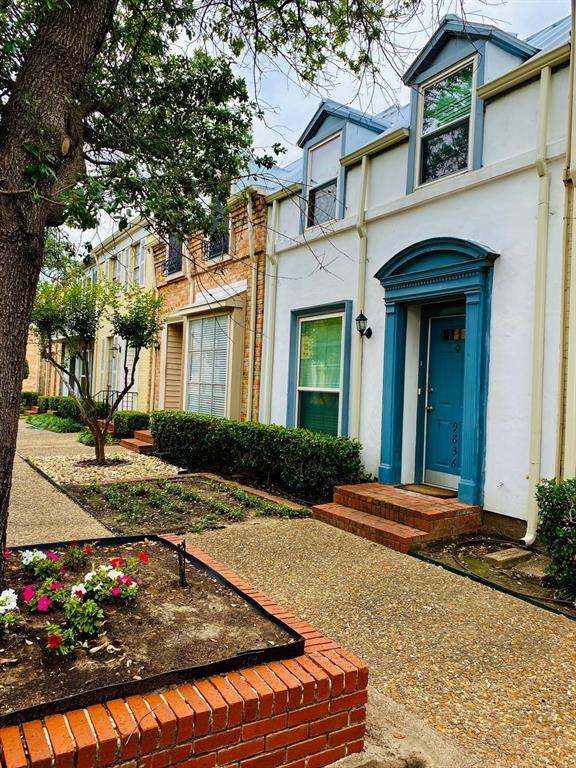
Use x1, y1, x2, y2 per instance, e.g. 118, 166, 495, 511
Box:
7, 422, 110, 545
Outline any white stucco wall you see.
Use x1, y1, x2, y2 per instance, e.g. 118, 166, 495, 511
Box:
262, 62, 568, 522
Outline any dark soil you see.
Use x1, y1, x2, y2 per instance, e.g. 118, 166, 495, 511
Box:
0, 539, 295, 718
64, 476, 309, 536
74, 458, 130, 468
422, 536, 576, 619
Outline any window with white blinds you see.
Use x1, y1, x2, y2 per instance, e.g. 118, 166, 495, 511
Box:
186, 315, 229, 417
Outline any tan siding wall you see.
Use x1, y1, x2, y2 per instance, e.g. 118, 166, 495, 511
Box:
165, 323, 184, 409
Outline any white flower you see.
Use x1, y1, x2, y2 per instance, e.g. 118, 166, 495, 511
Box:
108, 569, 124, 581
70, 583, 86, 597
84, 570, 97, 583
0, 589, 17, 614
21, 549, 46, 566
98, 565, 112, 572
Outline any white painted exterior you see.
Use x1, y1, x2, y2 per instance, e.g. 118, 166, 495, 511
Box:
261, 23, 570, 522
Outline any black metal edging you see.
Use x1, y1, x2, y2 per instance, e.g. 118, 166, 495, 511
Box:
2, 535, 305, 727
409, 549, 576, 623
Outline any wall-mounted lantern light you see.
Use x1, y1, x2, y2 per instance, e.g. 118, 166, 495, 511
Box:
355, 312, 372, 339
153, 338, 161, 351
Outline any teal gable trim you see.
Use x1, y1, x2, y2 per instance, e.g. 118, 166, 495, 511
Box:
375, 237, 498, 505
286, 301, 353, 436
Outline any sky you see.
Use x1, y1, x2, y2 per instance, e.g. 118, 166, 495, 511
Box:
75, 0, 571, 249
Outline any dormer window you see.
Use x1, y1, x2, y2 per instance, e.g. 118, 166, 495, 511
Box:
418, 60, 474, 185
307, 133, 340, 227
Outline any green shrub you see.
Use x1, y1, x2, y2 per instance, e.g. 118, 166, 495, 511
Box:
77, 429, 113, 446
37, 395, 108, 421
113, 410, 149, 438
150, 411, 364, 501
536, 478, 576, 596
25, 413, 83, 433
21, 391, 39, 407
37, 395, 50, 413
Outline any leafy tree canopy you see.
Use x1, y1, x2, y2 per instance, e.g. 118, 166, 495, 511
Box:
0, 0, 414, 240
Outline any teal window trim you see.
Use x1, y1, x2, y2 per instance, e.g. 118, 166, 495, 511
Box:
406, 43, 486, 194
287, 301, 352, 435
375, 237, 498, 505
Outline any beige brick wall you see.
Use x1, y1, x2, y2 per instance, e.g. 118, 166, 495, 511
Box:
152, 192, 268, 421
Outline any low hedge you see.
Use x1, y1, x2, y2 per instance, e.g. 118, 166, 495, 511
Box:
112, 411, 150, 438
536, 478, 576, 596
21, 391, 39, 408
150, 410, 365, 501
37, 395, 108, 420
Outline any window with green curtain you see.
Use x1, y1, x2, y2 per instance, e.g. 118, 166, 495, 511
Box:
297, 315, 342, 436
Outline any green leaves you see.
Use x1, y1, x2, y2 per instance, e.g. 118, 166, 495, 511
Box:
536, 478, 576, 597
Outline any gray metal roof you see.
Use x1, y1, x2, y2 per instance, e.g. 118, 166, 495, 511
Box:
526, 15, 570, 51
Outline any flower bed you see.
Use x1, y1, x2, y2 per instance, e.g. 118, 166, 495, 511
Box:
0, 537, 367, 768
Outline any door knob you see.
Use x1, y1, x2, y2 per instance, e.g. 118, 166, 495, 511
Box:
426, 405, 434, 412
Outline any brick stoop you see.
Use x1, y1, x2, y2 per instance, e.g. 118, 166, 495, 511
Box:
0, 536, 367, 768
22, 406, 39, 416
312, 483, 481, 553
120, 429, 155, 454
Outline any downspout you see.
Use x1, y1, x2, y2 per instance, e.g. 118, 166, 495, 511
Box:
350, 155, 370, 439
149, 243, 159, 411
263, 199, 279, 423
561, 2, 576, 477
246, 193, 258, 421
523, 65, 552, 545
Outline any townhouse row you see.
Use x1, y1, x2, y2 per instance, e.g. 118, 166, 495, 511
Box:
26, 13, 576, 534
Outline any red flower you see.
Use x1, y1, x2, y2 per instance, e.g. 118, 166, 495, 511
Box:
49, 582, 64, 591
109, 558, 125, 568
85, 544, 93, 556
47, 633, 63, 650
139, 552, 149, 563
59, 567, 68, 576
70, 540, 78, 547
73, 590, 85, 600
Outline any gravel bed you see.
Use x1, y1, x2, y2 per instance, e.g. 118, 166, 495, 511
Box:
28, 454, 180, 485
187, 518, 576, 768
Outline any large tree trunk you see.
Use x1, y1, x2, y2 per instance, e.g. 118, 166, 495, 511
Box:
0, 0, 118, 577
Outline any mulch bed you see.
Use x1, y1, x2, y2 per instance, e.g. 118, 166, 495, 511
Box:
0, 539, 293, 717
63, 476, 309, 535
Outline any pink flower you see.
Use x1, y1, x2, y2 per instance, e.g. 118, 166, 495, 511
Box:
110, 587, 122, 596
23, 585, 36, 604
4, 549, 11, 559
36, 595, 52, 612
119, 575, 134, 586
49, 582, 64, 591
46, 552, 60, 562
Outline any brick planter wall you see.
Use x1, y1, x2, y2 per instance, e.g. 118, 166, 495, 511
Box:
0, 537, 368, 768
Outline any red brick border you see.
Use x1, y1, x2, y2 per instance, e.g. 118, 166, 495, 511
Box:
0, 536, 368, 768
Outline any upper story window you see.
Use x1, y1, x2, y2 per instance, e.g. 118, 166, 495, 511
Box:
204, 202, 230, 261
418, 60, 474, 185
307, 133, 340, 227
132, 242, 146, 286
165, 235, 183, 275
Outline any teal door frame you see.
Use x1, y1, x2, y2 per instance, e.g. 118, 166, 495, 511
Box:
374, 237, 498, 506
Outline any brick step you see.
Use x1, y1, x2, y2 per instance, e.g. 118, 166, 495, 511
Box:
334, 482, 481, 532
23, 407, 39, 415
97, 419, 115, 435
312, 503, 429, 553
133, 429, 154, 445
119, 437, 154, 454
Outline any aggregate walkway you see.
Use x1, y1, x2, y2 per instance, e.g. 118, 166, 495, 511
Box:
7, 422, 110, 545
188, 518, 576, 768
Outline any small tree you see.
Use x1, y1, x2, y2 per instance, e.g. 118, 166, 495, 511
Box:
32, 275, 162, 464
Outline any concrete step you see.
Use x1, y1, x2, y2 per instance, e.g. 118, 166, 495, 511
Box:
133, 429, 154, 445
312, 503, 429, 553
119, 438, 154, 454
334, 483, 481, 534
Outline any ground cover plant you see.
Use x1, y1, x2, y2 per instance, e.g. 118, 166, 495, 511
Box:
24, 413, 83, 433
0, 538, 292, 717
66, 477, 309, 535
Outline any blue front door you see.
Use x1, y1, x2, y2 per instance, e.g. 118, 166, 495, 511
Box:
423, 315, 466, 488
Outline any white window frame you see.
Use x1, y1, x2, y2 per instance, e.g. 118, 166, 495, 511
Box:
296, 311, 345, 435
415, 56, 478, 190
305, 132, 341, 230
185, 313, 231, 418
